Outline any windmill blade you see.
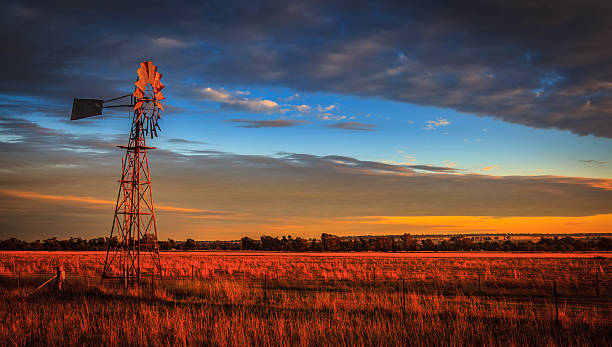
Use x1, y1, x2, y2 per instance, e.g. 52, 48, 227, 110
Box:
71, 98, 103, 120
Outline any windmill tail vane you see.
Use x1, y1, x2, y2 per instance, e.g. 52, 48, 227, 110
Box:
70, 61, 166, 286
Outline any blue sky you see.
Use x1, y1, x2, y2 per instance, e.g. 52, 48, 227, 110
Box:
44, 85, 612, 179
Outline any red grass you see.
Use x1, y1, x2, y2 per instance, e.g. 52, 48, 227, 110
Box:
0, 251, 610, 346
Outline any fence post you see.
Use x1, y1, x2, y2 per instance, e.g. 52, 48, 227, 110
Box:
595, 267, 600, 298
191, 265, 194, 282
553, 280, 559, 325
477, 268, 481, 293
56, 266, 65, 291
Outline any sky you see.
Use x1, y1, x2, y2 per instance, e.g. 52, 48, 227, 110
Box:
1, 0, 611, 241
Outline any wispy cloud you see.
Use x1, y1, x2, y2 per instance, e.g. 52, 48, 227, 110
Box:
227, 119, 307, 128
0, 189, 230, 215
326, 122, 376, 131
197, 87, 282, 114
278, 93, 300, 102
151, 37, 189, 48
406, 165, 460, 173
167, 138, 207, 145
578, 159, 607, 166
292, 105, 311, 113
424, 118, 450, 130
482, 165, 500, 171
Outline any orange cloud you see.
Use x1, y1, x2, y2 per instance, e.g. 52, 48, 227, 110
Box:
481, 165, 499, 171
545, 176, 612, 191
0, 189, 223, 215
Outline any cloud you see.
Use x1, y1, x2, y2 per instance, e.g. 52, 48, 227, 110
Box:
406, 165, 460, 173
278, 93, 300, 102
316, 105, 337, 112
318, 114, 347, 121
1, 117, 612, 239
6, 2, 612, 136
444, 160, 457, 168
482, 165, 500, 171
197, 87, 282, 113
0, 189, 229, 214
424, 118, 450, 130
151, 37, 189, 48
326, 122, 376, 131
167, 138, 207, 145
227, 118, 306, 128
578, 159, 607, 166
293, 104, 311, 113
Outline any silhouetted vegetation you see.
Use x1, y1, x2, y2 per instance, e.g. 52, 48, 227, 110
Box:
1, 234, 610, 252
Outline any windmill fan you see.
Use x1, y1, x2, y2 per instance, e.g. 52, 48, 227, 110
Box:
133, 61, 165, 138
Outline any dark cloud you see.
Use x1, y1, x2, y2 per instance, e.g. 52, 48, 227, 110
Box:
227, 118, 306, 128
326, 122, 377, 131
2, 1, 612, 136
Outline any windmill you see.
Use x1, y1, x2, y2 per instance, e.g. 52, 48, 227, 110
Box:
71, 61, 165, 286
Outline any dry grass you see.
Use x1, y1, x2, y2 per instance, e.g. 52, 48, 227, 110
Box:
0, 252, 610, 346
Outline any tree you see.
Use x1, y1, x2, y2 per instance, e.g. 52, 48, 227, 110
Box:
401, 234, 416, 251
291, 237, 309, 252
321, 233, 340, 251
184, 239, 197, 250
241, 237, 259, 250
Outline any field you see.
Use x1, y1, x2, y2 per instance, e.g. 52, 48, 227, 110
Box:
0, 251, 610, 346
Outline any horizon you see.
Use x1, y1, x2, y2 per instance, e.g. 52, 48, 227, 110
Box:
4, 232, 612, 244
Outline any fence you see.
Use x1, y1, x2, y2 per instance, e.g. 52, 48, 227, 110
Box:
1, 260, 610, 324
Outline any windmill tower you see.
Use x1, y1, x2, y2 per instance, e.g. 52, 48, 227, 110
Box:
71, 61, 165, 286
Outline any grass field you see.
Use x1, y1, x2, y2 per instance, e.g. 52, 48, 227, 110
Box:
0, 252, 610, 346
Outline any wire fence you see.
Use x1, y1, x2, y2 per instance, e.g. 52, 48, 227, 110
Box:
2, 271, 612, 327
1, 254, 610, 316
1, 265, 610, 304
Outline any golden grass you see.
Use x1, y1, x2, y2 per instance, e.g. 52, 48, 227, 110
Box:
0, 252, 610, 346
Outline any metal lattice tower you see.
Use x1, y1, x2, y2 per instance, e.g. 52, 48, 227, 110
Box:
101, 100, 162, 286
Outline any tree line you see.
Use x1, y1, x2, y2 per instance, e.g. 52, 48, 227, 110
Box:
0, 234, 610, 252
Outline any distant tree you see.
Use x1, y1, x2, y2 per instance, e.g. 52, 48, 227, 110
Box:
184, 239, 197, 250
167, 238, 176, 250
260, 235, 282, 251
422, 239, 435, 251
321, 233, 340, 251
291, 237, 309, 252
43, 237, 61, 251
401, 234, 416, 251
374, 237, 392, 252
241, 237, 259, 250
